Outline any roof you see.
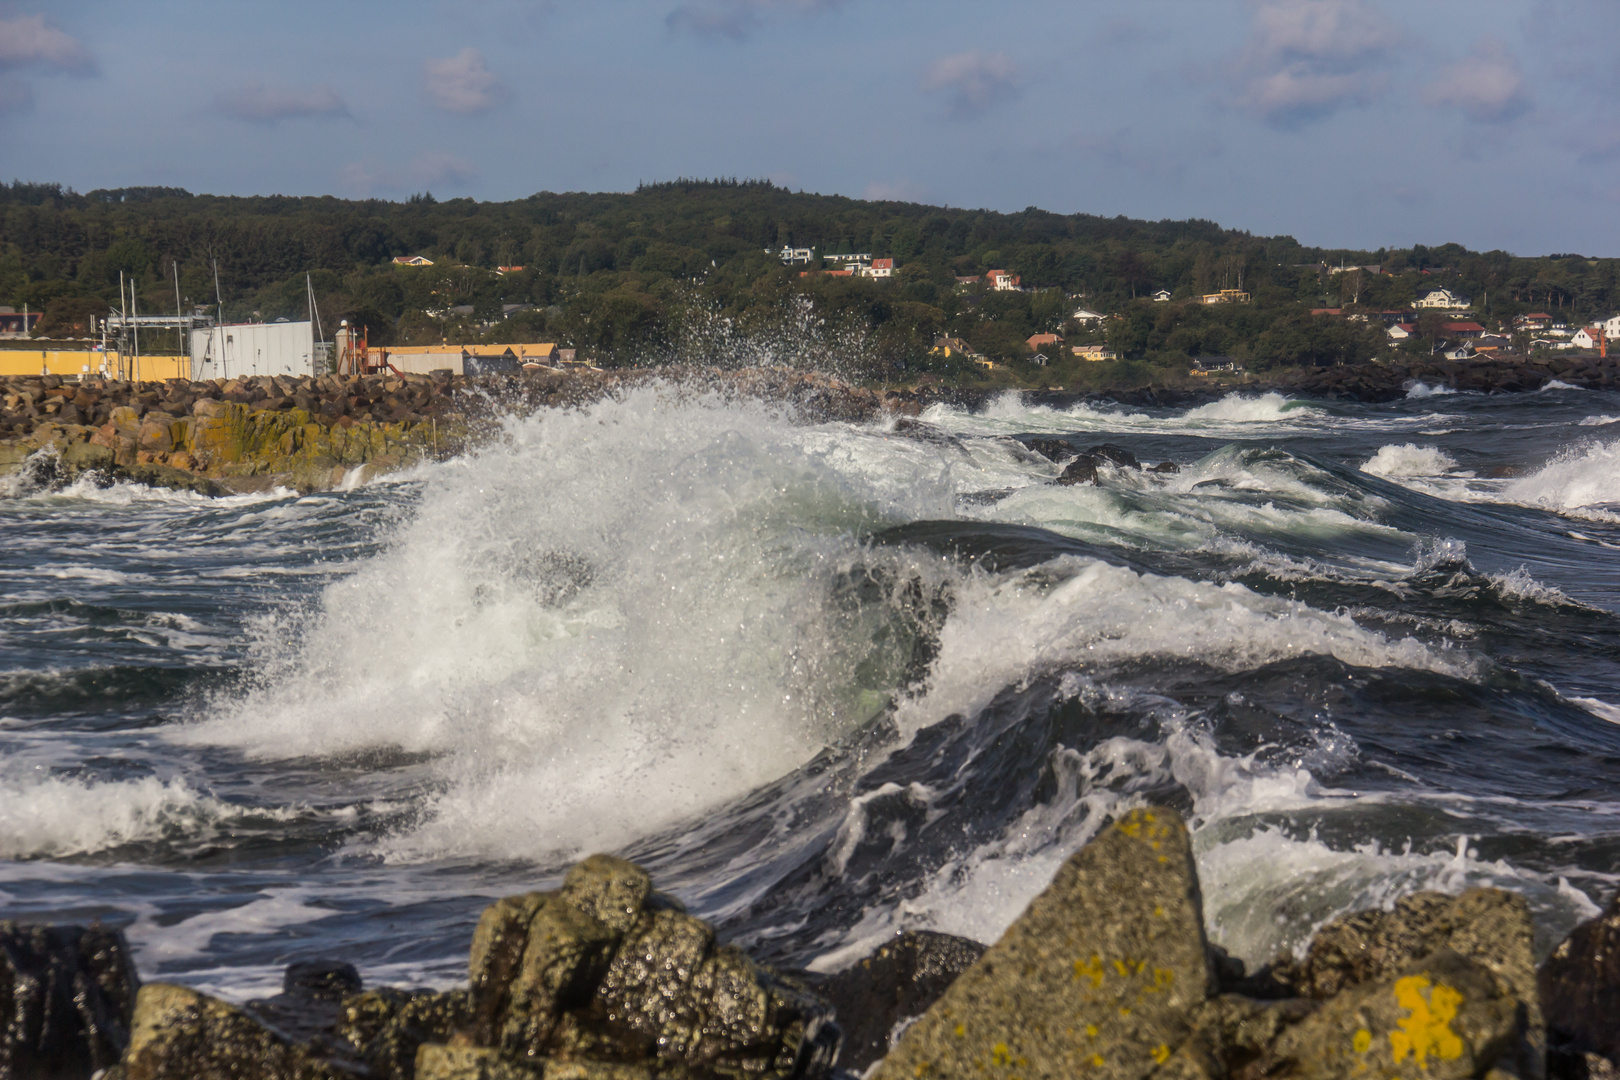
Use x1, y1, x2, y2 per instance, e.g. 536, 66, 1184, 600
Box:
1443, 322, 1485, 332
1311, 308, 1343, 316
871, 258, 894, 269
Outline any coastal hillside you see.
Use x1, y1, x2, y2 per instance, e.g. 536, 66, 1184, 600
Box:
1, 179, 1615, 382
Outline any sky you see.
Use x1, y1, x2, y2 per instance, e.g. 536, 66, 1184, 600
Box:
1, 0, 1617, 256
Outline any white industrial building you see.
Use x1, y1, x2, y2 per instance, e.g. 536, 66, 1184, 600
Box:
190, 320, 324, 381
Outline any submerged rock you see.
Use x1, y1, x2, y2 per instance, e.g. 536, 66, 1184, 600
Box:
873, 806, 1214, 1080
816, 930, 986, 1072
1541, 892, 1620, 1077
1053, 453, 1103, 485
0, 921, 140, 1080
1084, 443, 1140, 470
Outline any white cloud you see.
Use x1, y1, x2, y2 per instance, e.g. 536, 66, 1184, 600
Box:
424, 48, 507, 114
1232, 0, 1399, 126
666, 0, 843, 40
921, 50, 1021, 119
0, 14, 93, 72
216, 82, 348, 125
1423, 37, 1528, 123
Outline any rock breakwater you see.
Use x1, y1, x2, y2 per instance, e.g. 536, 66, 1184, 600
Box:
7, 809, 1620, 1079
0, 369, 920, 496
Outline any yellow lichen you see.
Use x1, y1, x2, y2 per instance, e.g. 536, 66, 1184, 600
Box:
1085, 1025, 1099, 1039
1353, 1028, 1372, 1054
1152, 1044, 1172, 1064
1075, 955, 1105, 987
1092, 1055, 1105, 1067
1388, 976, 1465, 1066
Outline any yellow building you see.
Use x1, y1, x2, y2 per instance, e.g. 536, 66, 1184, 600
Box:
0, 349, 188, 380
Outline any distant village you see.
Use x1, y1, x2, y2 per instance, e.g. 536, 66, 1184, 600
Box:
0, 244, 1613, 383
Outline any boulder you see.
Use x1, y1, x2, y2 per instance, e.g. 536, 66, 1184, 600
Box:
873, 806, 1214, 1080
1259, 949, 1524, 1080
467, 854, 837, 1080
0, 921, 140, 1080
1053, 454, 1103, 485
124, 982, 362, 1080
1274, 888, 1542, 1078
335, 988, 472, 1080
1540, 893, 1620, 1075
815, 930, 986, 1072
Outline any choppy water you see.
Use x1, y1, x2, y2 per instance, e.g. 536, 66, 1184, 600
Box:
4, 379, 1620, 1001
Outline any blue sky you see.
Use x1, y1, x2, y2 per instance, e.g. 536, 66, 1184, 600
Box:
2, 0, 1616, 255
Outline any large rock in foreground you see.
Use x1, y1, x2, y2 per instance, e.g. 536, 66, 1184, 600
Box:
0, 921, 140, 1080
873, 806, 1215, 1080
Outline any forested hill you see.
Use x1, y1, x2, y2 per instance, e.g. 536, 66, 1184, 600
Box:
1, 178, 1613, 380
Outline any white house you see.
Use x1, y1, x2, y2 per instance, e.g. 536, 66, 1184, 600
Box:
1151, 289, 1173, 302
1070, 307, 1106, 324
392, 255, 434, 267
1387, 323, 1415, 341
1601, 314, 1620, 339
1416, 288, 1472, 310
864, 258, 896, 279
775, 246, 816, 264
1441, 343, 1475, 360
987, 269, 1021, 291
1573, 327, 1605, 350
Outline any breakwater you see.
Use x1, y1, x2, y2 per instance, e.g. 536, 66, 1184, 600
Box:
0, 369, 915, 495
4, 358, 1614, 496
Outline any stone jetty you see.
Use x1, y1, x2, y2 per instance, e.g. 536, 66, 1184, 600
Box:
0, 368, 915, 495
5, 807, 1620, 1079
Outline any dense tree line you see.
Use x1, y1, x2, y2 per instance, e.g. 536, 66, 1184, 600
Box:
2, 178, 1615, 381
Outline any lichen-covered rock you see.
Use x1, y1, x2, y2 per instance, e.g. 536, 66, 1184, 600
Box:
816, 930, 986, 1072
465, 856, 837, 1080
415, 1044, 545, 1080
1276, 888, 1542, 1078
1541, 893, 1620, 1077
470, 895, 617, 1058
559, 856, 653, 936
124, 982, 363, 1080
1262, 949, 1525, 1080
0, 920, 140, 1080
415, 1044, 656, 1080
872, 806, 1214, 1080
334, 988, 471, 1080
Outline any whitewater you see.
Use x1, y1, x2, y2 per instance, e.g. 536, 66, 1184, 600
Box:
4, 379, 1620, 1001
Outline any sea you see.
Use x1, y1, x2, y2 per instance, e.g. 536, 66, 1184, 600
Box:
3, 378, 1620, 1001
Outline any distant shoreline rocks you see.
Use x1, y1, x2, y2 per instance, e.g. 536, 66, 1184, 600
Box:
6, 808, 1620, 1079
2, 357, 1617, 497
